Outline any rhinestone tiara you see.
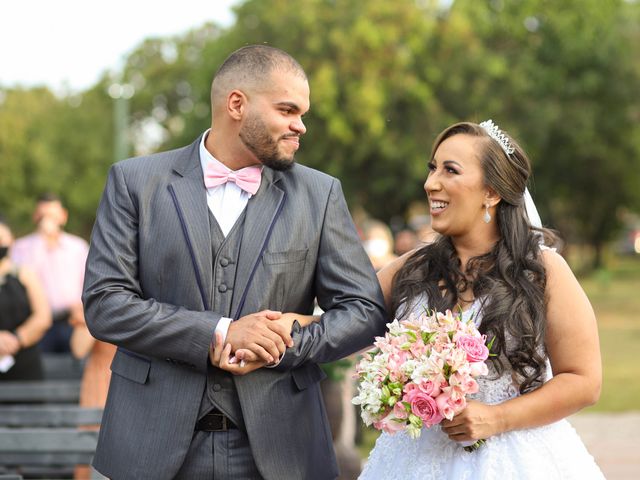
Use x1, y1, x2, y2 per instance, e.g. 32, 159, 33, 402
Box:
479, 119, 515, 156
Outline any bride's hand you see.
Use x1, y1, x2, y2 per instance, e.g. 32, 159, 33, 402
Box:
233, 312, 320, 363
440, 400, 505, 442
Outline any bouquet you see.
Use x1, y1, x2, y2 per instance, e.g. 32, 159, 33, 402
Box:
352, 309, 492, 452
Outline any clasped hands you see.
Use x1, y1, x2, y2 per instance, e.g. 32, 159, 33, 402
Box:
209, 310, 297, 375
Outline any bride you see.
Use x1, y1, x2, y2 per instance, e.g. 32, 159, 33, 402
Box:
359, 120, 604, 479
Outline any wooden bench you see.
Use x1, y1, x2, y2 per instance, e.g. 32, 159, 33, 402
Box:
41, 353, 85, 381
0, 380, 80, 404
0, 405, 104, 479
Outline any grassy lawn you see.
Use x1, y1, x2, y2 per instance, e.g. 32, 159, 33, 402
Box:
579, 254, 640, 412
356, 253, 640, 456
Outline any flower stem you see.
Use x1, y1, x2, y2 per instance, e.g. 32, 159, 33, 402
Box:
463, 439, 486, 452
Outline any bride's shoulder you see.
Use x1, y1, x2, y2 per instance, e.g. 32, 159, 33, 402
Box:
539, 245, 566, 269
376, 249, 422, 309
377, 249, 417, 281
538, 246, 581, 293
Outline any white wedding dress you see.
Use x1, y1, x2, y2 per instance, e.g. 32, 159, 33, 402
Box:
359, 298, 605, 480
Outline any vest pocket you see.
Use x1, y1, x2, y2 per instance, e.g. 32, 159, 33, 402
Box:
263, 249, 308, 273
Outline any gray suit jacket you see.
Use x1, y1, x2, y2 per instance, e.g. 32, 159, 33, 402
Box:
82, 136, 387, 480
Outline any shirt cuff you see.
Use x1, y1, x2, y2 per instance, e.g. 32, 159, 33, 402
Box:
214, 317, 233, 344
265, 351, 285, 368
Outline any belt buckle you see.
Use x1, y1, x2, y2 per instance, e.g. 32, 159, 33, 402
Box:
219, 413, 228, 431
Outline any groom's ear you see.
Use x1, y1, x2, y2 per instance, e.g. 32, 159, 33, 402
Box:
227, 89, 247, 120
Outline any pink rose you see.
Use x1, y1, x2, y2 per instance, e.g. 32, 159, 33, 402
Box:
373, 412, 406, 434
405, 389, 443, 427
456, 335, 489, 362
416, 379, 441, 397
393, 401, 409, 420
403, 382, 419, 395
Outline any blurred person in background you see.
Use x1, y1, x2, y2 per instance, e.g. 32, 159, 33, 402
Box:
361, 219, 398, 271
11, 193, 89, 353
0, 216, 51, 381
393, 227, 420, 256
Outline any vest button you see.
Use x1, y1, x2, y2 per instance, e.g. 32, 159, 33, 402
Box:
212, 383, 222, 392
219, 258, 230, 267
218, 284, 228, 293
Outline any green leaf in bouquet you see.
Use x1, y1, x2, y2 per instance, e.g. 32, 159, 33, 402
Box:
388, 382, 403, 396
422, 331, 435, 344
381, 385, 391, 400
408, 414, 423, 429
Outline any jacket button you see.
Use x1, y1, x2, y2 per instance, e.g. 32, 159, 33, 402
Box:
218, 284, 228, 293
219, 258, 230, 267
213, 384, 222, 392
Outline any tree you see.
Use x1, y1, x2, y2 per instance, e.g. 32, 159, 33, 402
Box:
3, 0, 639, 267
0, 84, 115, 237
427, 0, 640, 267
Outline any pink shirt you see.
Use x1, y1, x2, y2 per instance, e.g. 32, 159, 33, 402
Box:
11, 232, 89, 312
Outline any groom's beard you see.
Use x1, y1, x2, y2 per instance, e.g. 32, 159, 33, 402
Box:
239, 115, 296, 171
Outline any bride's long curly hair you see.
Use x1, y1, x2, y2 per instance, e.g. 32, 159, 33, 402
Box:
391, 122, 555, 394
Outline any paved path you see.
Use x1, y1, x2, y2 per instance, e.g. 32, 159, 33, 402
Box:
569, 412, 640, 479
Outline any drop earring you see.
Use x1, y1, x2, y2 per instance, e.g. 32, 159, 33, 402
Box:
483, 204, 491, 224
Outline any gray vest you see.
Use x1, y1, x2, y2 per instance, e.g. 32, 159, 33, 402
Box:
197, 210, 246, 431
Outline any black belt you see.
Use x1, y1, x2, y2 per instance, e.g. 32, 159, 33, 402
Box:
195, 410, 237, 432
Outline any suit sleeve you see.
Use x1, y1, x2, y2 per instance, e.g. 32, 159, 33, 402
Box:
275, 179, 388, 370
82, 164, 220, 374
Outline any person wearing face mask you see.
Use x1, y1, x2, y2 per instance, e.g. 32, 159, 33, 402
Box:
11, 194, 89, 353
361, 219, 398, 271
0, 216, 51, 380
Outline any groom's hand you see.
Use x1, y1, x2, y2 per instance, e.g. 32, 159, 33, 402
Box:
233, 313, 302, 363
225, 310, 294, 364
210, 332, 266, 375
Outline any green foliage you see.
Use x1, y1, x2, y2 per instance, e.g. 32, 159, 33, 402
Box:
320, 358, 352, 381
0, 86, 114, 236
575, 255, 640, 412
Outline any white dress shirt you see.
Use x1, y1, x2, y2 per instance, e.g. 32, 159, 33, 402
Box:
200, 130, 256, 343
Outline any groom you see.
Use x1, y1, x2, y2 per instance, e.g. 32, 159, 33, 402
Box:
82, 45, 387, 479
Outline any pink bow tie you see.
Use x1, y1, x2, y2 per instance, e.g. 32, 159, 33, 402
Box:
204, 162, 262, 195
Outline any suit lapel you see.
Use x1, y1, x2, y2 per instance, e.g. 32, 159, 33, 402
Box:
168, 137, 213, 310
231, 168, 285, 319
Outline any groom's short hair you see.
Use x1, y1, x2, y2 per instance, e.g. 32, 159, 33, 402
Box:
210, 45, 307, 106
